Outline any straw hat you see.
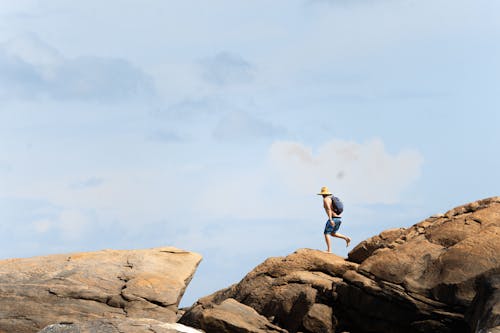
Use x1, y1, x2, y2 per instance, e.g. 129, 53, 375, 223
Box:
317, 186, 332, 196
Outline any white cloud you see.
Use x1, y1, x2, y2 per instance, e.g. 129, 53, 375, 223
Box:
269, 138, 423, 204
200, 51, 254, 86
0, 34, 156, 101
196, 138, 423, 222
3, 169, 194, 230
213, 111, 285, 142
4, 32, 61, 63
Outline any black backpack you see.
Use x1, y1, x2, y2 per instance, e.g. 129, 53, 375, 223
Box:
331, 196, 344, 214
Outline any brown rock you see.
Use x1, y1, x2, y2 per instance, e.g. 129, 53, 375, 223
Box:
466, 269, 500, 333
182, 197, 500, 333
246, 249, 358, 278
199, 298, 287, 333
0, 247, 202, 333
181, 249, 355, 333
335, 197, 500, 332
358, 197, 500, 307
358, 237, 444, 291
225, 249, 355, 332
336, 269, 465, 333
302, 303, 335, 333
36, 318, 203, 333
348, 227, 406, 263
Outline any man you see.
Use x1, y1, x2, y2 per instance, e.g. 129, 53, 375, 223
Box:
318, 186, 351, 253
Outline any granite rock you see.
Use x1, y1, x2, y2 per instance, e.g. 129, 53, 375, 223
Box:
36, 318, 203, 333
0, 247, 202, 333
181, 197, 500, 333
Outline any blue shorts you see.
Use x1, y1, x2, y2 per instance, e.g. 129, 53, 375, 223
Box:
324, 218, 342, 234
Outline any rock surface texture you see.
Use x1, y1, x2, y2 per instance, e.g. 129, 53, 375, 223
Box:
0, 247, 202, 333
466, 269, 500, 333
37, 318, 203, 333
180, 197, 500, 333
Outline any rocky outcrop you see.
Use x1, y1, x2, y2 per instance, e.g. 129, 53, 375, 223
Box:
183, 298, 288, 333
348, 227, 405, 263
355, 197, 500, 306
337, 197, 500, 332
0, 247, 202, 333
180, 197, 500, 333
36, 318, 203, 333
466, 269, 500, 333
180, 249, 356, 332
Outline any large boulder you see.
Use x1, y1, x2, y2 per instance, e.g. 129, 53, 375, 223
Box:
180, 249, 357, 333
302, 303, 335, 333
337, 196, 500, 332
357, 197, 500, 306
348, 227, 406, 263
192, 298, 287, 333
181, 197, 500, 333
0, 247, 202, 333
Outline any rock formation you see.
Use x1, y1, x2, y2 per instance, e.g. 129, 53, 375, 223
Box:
466, 269, 500, 333
180, 197, 500, 333
1, 197, 498, 333
0, 246, 202, 333
37, 318, 203, 333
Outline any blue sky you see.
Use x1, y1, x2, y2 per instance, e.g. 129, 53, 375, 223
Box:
1, 0, 499, 306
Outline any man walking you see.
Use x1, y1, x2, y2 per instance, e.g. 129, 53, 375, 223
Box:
318, 186, 351, 253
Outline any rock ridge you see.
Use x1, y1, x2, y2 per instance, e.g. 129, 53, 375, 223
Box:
0, 246, 202, 333
180, 197, 500, 333
2, 197, 498, 333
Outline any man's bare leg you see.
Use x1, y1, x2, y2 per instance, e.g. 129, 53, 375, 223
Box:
324, 234, 332, 253
331, 232, 351, 247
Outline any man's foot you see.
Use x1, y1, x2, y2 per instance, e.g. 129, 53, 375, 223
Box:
346, 237, 351, 247
323, 250, 332, 253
